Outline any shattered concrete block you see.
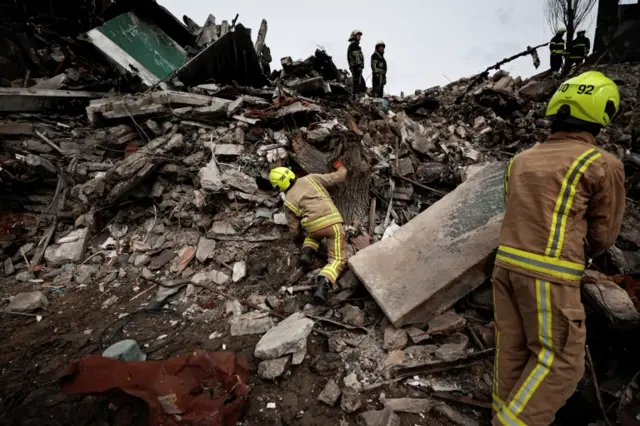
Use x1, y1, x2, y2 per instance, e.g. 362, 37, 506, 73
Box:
199, 158, 224, 192
339, 304, 366, 327
428, 311, 466, 333
229, 312, 276, 336
7, 291, 48, 312
318, 379, 342, 406
396, 157, 414, 176
165, 133, 185, 152
191, 270, 229, 286
349, 162, 505, 327
210, 221, 236, 235
150, 91, 213, 107
258, 357, 289, 380
196, 237, 216, 263
383, 326, 409, 350
518, 79, 558, 101
102, 339, 147, 361
291, 345, 306, 365
254, 312, 314, 360
358, 406, 401, 426
4, 258, 14, 276
225, 299, 244, 316
193, 98, 230, 119
232, 261, 247, 282
584, 280, 640, 330
44, 228, 89, 266
273, 212, 288, 226
340, 387, 362, 414
435, 333, 469, 362
384, 398, 434, 414
221, 168, 258, 193
213, 144, 244, 156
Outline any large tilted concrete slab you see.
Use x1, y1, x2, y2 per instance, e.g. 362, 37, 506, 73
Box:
349, 162, 506, 327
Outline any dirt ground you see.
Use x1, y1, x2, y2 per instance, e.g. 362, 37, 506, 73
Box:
0, 233, 495, 426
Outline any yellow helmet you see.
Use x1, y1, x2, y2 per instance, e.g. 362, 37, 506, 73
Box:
546, 71, 620, 127
269, 167, 296, 192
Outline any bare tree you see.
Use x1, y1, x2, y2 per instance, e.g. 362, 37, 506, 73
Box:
545, 0, 598, 69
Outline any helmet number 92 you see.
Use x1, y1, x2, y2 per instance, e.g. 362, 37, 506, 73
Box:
577, 84, 595, 95
558, 84, 594, 95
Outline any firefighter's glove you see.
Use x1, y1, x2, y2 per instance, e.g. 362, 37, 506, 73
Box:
333, 159, 344, 170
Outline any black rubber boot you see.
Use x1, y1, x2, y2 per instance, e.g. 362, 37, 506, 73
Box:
299, 247, 316, 269
314, 276, 332, 303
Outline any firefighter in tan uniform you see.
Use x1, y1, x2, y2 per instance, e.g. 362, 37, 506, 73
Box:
492, 71, 626, 426
269, 161, 348, 301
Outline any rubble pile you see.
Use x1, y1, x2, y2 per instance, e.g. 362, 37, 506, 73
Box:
3, 2, 640, 425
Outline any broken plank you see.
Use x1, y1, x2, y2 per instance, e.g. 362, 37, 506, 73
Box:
0, 88, 108, 112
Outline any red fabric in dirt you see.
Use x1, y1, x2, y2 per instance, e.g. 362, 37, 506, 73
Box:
59, 351, 249, 426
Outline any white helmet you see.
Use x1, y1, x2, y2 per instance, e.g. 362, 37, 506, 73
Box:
556, 27, 566, 34
350, 29, 363, 38
375, 40, 386, 48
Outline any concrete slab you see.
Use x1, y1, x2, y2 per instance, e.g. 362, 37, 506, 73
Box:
349, 162, 505, 327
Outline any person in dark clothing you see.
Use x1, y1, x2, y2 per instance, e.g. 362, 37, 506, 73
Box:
347, 30, 366, 99
570, 30, 590, 66
371, 41, 387, 98
260, 44, 272, 76
549, 28, 566, 72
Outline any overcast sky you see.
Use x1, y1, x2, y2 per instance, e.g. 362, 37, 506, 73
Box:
159, 0, 596, 95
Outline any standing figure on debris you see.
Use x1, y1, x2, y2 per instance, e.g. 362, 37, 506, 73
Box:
347, 30, 366, 99
549, 28, 566, 72
570, 30, 591, 67
260, 44, 273, 76
371, 41, 387, 97
269, 161, 349, 302
491, 71, 625, 426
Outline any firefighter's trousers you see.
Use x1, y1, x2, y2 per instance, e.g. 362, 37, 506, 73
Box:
492, 266, 586, 426
302, 223, 348, 286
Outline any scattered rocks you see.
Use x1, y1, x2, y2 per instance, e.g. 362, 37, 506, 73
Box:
6, 291, 48, 312
318, 379, 342, 406
254, 312, 314, 360
340, 386, 362, 413
384, 398, 434, 414
383, 326, 409, 350
273, 212, 288, 226
257, 356, 289, 380
224, 299, 244, 316
102, 339, 147, 361
4, 258, 14, 275
358, 406, 400, 426
433, 402, 479, 426
291, 345, 306, 365
232, 261, 246, 282
406, 326, 430, 344
339, 304, 366, 327
74, 264, 97, 285
435, 333, 470, 362
229, 312, 275, 336
191, 269, 230, 286
428, 310, 466, 333
44, 228, 89, 266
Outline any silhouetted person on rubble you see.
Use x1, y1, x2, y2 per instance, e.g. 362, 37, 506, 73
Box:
569, 30, 590, 67
347, 30, 366, 99
371, 41, 387, 98
549, 28, 566, 72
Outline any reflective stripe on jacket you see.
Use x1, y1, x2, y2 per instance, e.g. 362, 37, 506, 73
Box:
283, 168, 347, 234
550, 35, 565, 55
497, 131, 625, 286
570, 35, 590, 59
371, 51, 387, 76
347, 41, 364, 69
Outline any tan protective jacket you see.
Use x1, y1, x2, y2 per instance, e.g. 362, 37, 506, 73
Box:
496, 131, 625, 286
283, 168, 347, 235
